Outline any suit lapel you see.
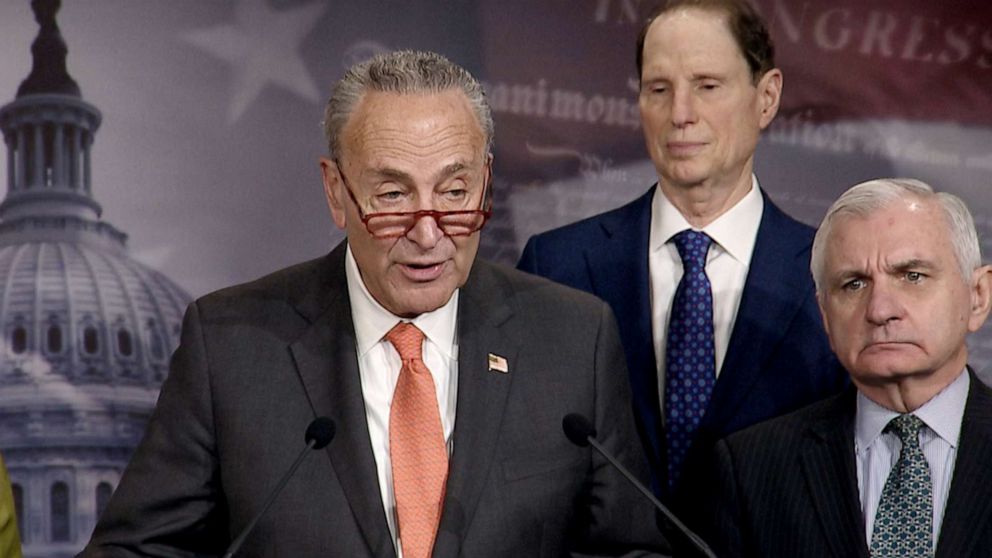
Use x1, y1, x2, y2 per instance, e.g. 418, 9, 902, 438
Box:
584, 188, 664, 470
433, 260, 516, 557
707, 195, 815, 429
800, 391, 869, 558
935, 374, 992, 558
287, 243, 396, 558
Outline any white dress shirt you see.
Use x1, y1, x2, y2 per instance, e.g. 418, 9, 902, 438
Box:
345, 245, 459, 557
648, 176, 764, 409
855, 370, 968, 546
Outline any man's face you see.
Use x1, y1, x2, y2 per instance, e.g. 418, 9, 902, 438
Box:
818, 198, 991, 391
638, 8, 781, 193
320, 89, 489, 318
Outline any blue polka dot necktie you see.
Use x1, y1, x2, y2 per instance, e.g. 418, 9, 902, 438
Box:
664, 229, 716, 491
870, 414, 933, 558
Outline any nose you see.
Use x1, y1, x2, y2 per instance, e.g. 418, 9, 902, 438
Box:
865, 280, 904, 326
671, 87, 697, 128
404, 213, 444, 250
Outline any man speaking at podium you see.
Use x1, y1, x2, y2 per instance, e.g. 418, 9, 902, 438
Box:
80, 50, 670, 557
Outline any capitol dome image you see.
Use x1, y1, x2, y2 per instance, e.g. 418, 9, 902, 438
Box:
0, 1, 190, 556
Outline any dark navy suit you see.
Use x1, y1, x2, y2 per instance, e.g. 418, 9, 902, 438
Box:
517, 185, 847, 501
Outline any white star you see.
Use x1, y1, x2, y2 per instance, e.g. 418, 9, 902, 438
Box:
181, 0, 327, 122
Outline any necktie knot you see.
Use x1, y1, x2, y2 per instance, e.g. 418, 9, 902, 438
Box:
386, 322, 425, 363
672, 230, 711, 271
885, 414, 924, 448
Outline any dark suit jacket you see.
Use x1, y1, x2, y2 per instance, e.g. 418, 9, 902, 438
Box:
705, 373, 992, 558
518, 185, 846, 498
80, 242, 670, 557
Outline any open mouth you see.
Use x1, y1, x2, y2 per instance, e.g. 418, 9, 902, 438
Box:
399, 261, 446, 281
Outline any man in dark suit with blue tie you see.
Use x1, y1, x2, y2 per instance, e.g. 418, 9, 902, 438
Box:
518, 0, 846, 502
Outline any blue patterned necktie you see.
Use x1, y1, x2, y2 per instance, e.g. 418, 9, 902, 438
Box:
664, 229, 716, 491
870, 414, 934, 558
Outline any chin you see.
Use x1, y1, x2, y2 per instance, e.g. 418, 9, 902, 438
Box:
664, 166, 708, 187
853, 360, 930, 383
393, 284, 458, 317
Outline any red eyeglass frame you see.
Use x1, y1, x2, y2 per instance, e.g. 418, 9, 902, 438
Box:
336, 160, 494, 239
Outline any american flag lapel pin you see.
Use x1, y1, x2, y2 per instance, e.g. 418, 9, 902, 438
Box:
487, 353, 509, 374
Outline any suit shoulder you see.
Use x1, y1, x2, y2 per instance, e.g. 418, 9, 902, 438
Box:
193, 254, 334, 318
474, 259, 612, 316
526, 187, 653, 247
762, 195, 816, 241
724, 391, 850, 449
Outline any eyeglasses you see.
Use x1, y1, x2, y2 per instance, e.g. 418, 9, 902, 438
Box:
336, 161, 493, 239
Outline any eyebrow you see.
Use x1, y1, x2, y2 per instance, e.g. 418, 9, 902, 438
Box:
367, 167, 412, 184
435, 162, 470, 183
887, 258, 937, 272
690, 71, 726, 81
640, 76, 670, 84
366, 161, 473, 186
831, 258, 938, 283
639, 72, 726, 87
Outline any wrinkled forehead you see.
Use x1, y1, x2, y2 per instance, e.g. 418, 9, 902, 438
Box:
828, 195, 941, 235
646, 7, 739, 56
341, 90, 486, 163
824, 198, 953, 264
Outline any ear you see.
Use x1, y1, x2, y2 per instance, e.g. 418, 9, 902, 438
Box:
319, 157, 347, 230
967, 264, 992, 332
755, 68, 783, 130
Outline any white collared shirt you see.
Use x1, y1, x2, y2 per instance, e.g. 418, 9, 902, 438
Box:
855, 370, 969, 546
344, 245, 459, 556
648, 176, 764, 408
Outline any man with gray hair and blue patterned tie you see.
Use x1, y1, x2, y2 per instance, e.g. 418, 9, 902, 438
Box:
696, 177, 992, 558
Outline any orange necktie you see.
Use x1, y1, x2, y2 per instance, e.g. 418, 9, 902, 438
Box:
386, 322, 448, 558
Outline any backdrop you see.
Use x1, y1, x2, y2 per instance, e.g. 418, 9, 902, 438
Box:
2, 0, 989, 359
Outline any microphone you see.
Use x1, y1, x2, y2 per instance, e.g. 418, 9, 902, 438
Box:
222, 417, 336, 558
562, 413, 716, 558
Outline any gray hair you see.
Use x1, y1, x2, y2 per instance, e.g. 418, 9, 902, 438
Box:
322, 50, 493, 160
811, 177, 983, 291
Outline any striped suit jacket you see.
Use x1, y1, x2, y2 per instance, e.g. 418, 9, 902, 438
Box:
700, 373, 992, 558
